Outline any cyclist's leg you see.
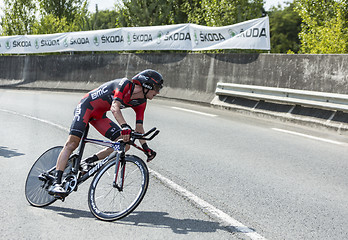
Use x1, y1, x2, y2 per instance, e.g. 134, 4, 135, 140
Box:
49, 135, 81, 195
47, 135, 80, 195
91, 114, 121, 141
56, 135, 80, 171
89, 115, 122, 160
56, 102, 90, 173
50, 103, 89, 195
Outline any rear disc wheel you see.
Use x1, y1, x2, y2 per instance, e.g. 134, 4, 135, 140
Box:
25, 146, 62, 207
25, 146, 74, 207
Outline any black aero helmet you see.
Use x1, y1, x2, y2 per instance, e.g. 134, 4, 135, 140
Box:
132, 69, 164, 93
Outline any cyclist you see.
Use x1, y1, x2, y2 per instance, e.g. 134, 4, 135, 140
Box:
48, 69, 163, 196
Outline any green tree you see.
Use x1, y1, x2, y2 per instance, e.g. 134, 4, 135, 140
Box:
32, 14, 73, 34
268, 3, 301, 53
36, 0, 90, 33
295, 0, 348, 53
117, 0, 184, 27
341, 0, 348, 28
38, 0, 89, 23
1, 0, 91, 35
116, 0, 265, 27
182, 0, 265, 26
89, 6, 119, 30
0, 0, 37, 35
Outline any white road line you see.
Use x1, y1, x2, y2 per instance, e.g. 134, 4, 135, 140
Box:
0, 109, 70, 132
150, 169, 267, 240
171, 106, 218, 117
272, 128, 345, 145
1, 108, 267, 240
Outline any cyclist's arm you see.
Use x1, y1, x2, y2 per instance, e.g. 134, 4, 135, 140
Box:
111, 79, 132, 127
110, 100, 127, 126
133, 104, 156, 157
135, 122, 156, 160
135, 123, 146, 145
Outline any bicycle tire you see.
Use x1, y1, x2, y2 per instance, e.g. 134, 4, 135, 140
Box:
88, 155, 149, 221
25, 146, 75, 207
25, 146, 62, 207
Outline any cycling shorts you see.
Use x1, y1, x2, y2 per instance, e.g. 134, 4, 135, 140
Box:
69, 103, 121, 141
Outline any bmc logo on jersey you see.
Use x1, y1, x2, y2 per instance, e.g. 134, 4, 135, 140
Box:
91, 86, 108, 100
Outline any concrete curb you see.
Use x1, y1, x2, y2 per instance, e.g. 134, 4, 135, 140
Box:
211, 96, 348, 136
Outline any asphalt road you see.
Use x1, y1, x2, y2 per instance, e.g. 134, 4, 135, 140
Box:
0, 89, 347, 240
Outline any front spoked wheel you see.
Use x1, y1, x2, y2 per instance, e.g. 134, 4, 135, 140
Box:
88, 155, 149, 221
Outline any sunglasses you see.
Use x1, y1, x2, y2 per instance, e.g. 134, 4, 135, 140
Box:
153, 84, 163, 92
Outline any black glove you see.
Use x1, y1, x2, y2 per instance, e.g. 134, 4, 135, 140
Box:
142, 143, 156, 162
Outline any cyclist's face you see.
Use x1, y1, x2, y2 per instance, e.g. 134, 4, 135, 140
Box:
146, 89, 158, 100
153, 84, 162, 93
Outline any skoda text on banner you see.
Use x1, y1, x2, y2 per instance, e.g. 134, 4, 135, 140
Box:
0, 16, 270, 54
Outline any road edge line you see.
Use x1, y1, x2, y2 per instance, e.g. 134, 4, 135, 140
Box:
1, 108, 267, 240
149, 169, 267, 240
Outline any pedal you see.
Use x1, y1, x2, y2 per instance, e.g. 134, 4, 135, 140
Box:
54, 194, 66, 202
39, 172, 54, 181
38, 174, 46, 181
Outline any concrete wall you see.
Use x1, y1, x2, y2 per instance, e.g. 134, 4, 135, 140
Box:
1, 53, 348, 103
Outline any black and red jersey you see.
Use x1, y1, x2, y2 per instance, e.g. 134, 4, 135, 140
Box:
79, 78, 147, 124
70, 78, 147, 139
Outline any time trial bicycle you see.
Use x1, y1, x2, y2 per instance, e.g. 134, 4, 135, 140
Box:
25, 124, 159, 221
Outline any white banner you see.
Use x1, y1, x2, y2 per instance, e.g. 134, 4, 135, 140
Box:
0, 16, 270, 54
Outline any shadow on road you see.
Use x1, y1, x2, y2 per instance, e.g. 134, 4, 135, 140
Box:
45, 205, 94, 219
45, 207, 243, 235
0, 146, 25, 158
118, 211, 237, 235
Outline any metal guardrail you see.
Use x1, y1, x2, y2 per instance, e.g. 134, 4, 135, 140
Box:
214, 83, 348, 112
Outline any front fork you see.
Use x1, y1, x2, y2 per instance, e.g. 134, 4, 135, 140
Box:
113, 151, 126, 191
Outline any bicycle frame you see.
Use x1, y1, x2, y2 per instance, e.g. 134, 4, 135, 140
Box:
45, 124, 159, 196
26, 122, 159, 214
72, 124, 125, 187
